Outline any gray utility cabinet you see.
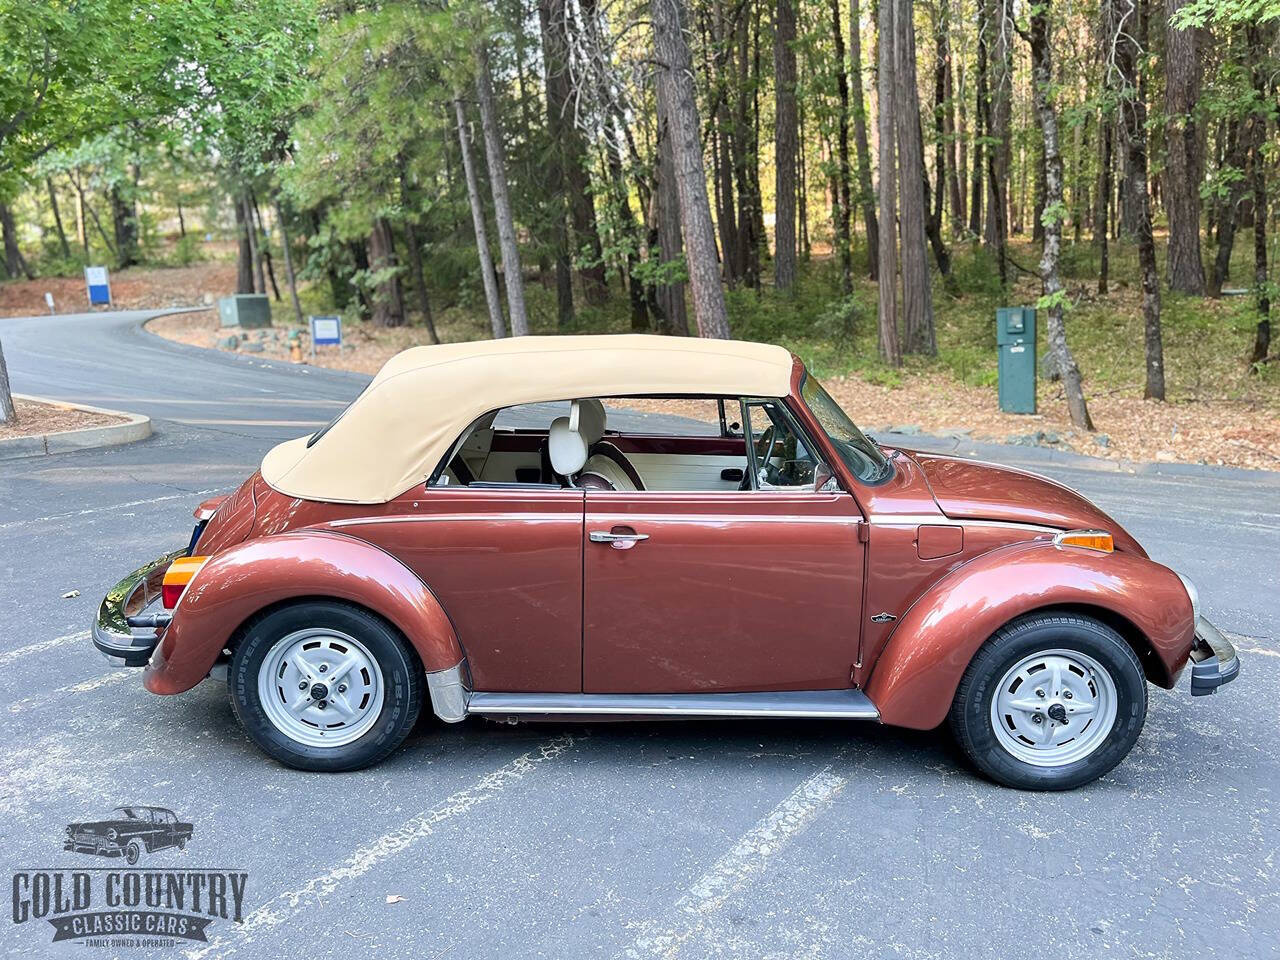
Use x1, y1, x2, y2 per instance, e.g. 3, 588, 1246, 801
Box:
218, 294, 271, 329
996, 307, 1037, 414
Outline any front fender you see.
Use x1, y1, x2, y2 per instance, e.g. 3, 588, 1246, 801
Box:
144, 530, 461, 695
864, 540, 1195, 730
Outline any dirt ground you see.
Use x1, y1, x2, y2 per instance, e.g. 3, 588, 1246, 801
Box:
0, 263, 237, 317
0, 398, 126, 439
148, 308, 1280, 471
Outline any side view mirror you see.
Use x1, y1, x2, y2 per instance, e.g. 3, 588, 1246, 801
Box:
813, 462, 838, 492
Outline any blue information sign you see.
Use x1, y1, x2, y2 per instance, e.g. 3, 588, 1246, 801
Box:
84, 266, 111, 306
310, 315, 342, 345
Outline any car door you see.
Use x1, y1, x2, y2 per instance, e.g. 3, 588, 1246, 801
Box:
582, 400, 866, 694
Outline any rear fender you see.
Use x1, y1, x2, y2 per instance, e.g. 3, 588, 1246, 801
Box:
864, 539, 1194, 729
144, 530, 462, 696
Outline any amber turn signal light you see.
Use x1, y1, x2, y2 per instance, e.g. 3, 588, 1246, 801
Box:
1052, 530, 1114, 553
162, 556, 209, 608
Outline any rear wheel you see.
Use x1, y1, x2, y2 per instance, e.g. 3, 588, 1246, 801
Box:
949, 613, 1147, 790
229, 602, 423, 772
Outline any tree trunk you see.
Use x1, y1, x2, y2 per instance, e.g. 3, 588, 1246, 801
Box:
654, 76, 690, 337
894, 0, 937, 355
453, 97, 506, 339
72, 172, 88, 253
653, 0, 732, 337
177, 199, 186, 239
475, 45, 530, 336
984, 0, 1012, 271
1247, 24, 1272, 365
0, 339, 15, 426
849, 0, 879, 278
395, 157, 439, 344
1096, 113, 1112, 294
1209, 119, 1246, 298
536, 0, 576, 326
943, 12, 963, 236
233, 195, 254, 295
274, 201, 305, 327
969, 3, 986, 238
242, 194, 265, 294
110, 184, 139, 270
829, 0, 853, 293
1163, 0, 1205, 294
876, 0, 901, 365
931, 3, 947, 235
539, 0, 608, 305
772, 0, 799, 293
1111, 0, 1164, 400
255, 195, 282, 302
0, 203, 33, 280
1029, 0, 1094, 431
368, 217, 406, 328
47, 178, 71, 259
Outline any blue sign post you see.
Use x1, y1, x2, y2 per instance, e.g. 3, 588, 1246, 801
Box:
309, 315, 342, 358
84, 266, 111, 306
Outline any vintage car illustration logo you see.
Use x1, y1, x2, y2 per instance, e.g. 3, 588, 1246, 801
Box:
11, 806, 247, 947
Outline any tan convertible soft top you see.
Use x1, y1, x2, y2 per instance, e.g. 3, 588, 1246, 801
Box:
261, 334, 795, 503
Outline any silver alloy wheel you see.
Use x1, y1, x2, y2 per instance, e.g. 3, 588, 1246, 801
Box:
258, 628, 385, 748
989, 648, 1119, 767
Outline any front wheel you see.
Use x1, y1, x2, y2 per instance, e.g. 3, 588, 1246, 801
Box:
125, 841, 141, 866
229, 601, 424, 772
949, 613, 1148, 790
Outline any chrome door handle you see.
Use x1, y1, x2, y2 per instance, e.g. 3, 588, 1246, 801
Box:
589, 530, 649, 549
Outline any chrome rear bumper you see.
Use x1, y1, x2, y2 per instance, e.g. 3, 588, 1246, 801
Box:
92, 550, 184, 667
1188, 616, 1240, 696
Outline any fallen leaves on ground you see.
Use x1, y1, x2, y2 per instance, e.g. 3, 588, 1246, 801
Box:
0, 398, 126, 440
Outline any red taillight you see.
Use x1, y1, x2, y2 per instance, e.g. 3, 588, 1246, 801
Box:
162, 583, 186, 609
161, 556, 208, 609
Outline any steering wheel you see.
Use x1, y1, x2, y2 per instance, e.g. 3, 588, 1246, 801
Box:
738, 425, 778, 490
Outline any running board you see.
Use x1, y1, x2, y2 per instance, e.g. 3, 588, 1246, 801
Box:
465, 688, 880, 720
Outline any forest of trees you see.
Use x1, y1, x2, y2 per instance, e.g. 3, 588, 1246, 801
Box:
0, 0, 1277, 431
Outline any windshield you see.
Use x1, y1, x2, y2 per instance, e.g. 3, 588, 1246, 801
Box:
800, 374, 893, 484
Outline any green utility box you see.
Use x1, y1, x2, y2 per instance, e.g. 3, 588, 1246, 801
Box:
996, 307, 1036, 414
218, 294, 271, 329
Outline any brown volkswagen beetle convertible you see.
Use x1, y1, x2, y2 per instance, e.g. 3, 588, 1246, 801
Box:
93, 335, 1238, 789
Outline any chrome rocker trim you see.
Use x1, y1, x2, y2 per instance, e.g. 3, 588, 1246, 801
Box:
92, 549, 186, 667
1188, 616, 1240, 696
423, 662, 881, 722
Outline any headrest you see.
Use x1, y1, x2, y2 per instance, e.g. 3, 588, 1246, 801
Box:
548, 416, 588, 476
575, 398, 606, 444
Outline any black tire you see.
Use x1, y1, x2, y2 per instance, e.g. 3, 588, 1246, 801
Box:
949, 613, 1147, 790
125, 841, 141, 865
229, 601, 424, 772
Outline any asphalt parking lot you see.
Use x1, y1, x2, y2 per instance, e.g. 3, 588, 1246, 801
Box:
1, 310, 1277, 958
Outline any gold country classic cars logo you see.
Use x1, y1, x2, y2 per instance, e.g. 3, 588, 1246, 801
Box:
11, 805, 247, 947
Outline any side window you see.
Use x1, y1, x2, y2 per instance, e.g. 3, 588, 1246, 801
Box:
741, 399, 828, 491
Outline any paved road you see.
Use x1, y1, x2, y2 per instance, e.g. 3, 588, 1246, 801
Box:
1, 309, 1276, 959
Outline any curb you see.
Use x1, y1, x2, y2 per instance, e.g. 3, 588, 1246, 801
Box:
0, 394, 152, 461
138, 313, 372, 387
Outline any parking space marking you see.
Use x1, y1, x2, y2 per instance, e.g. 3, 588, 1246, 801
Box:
622, 764, 847, 959
8, 669, 132, 714
0, 489, 223, 531
0, 629, 90, 667
185, 733, 579, 960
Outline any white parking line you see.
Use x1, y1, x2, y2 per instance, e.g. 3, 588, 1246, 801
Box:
0, 630, 90, 667
622, 765, 848, 959
0, 489, 223, 531
8, 669, 132, 714
185, 734, 579, 960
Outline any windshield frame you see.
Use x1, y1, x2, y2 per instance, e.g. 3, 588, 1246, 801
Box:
797, 372, 894, 485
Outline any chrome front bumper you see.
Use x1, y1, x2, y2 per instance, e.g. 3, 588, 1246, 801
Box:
92, 550, 185, 667
1188, 616, 1240, 696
